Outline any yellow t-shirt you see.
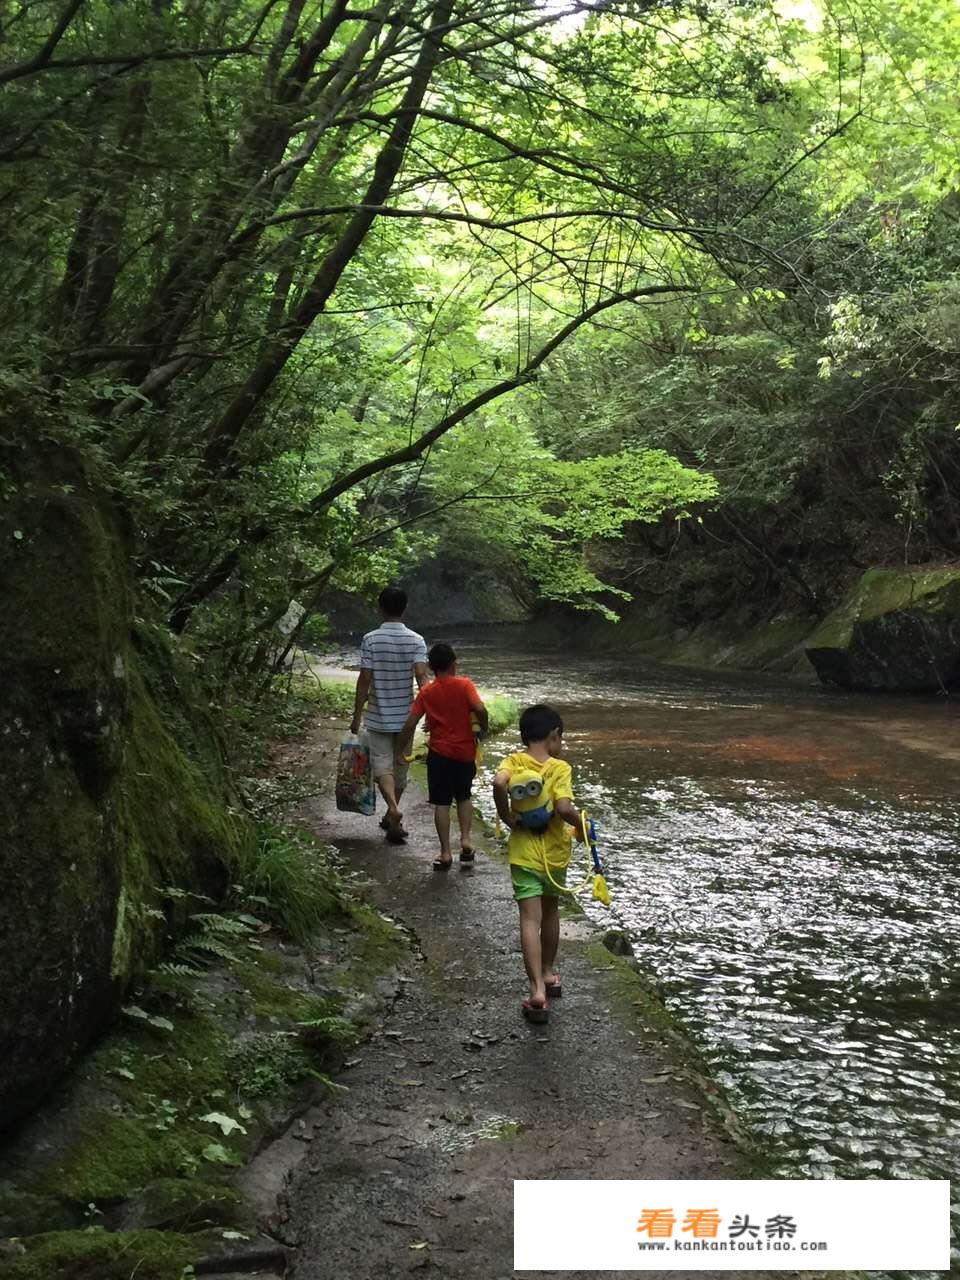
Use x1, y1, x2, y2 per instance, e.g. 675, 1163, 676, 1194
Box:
497, 751, 575, 872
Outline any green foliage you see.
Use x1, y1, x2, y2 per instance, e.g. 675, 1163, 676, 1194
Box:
233, 825, 343, 944
482, 695, 519, 737
2, 1229, 196, 1280
228, 1031, 337, 1099
292, 677, 355, 717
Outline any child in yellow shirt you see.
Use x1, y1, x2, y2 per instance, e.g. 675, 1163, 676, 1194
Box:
493, 704, 584, 1024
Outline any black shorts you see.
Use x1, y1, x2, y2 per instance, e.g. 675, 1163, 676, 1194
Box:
426, 751, 476, 806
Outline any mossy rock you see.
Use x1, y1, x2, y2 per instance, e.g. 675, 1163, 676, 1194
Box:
805, 565, 960, 690
0, 1190, 82, 1237
113, 1177, 242, 1231
0, 429, 247, 1131
0, 1228, 195, 1280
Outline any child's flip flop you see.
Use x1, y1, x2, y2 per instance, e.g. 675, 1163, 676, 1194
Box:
521, 997, 549, 1024
544, 974, 562, 998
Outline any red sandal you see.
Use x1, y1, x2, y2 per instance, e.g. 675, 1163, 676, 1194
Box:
521, 997, 549, 1024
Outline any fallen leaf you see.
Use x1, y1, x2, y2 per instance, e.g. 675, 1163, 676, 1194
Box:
409, 1242, 429, 1250
400, 1079, 424, 1087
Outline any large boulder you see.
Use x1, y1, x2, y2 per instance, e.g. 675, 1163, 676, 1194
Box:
805, 565, 960, 690
0, 429, 246, 1131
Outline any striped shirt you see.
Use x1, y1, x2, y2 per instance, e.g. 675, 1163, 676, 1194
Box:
360, 621, 427, 732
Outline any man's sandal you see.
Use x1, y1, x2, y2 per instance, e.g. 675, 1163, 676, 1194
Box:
432, 856, 453, 872
521, 997, 549, 1024
459, 847, 476, 864
544, 974, 562, 998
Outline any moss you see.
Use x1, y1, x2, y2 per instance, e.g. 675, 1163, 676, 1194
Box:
339, 900, 407, 990
0, 439, 250, 1127
233, 956, 340, 1022
1, 1228, 195, 1280
228, 1031, 326, 1098
0, 443, 138, 1126
33, 1014, 237, 1203
118, 1177, 242, 1231
111, 658, 244, 978
806, 565, 960, 689
807, 565, 960, 650
0, 1191, 80, 1237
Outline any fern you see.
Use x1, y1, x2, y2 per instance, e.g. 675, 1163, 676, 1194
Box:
186, 937, 240, 962
156, 961, 202, 977
189, 913, 253, 937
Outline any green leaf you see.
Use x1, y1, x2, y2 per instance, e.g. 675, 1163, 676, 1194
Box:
201, 1111, 248, 1137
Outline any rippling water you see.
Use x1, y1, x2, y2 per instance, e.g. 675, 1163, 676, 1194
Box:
325, 634, 960, 1269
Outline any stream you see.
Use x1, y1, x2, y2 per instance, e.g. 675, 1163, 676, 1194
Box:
326, 633, 960, 1270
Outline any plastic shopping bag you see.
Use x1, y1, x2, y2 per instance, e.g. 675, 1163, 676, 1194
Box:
335, 734, 376, 815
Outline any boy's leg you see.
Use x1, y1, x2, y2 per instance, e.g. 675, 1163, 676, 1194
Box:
518, 895, 546, 1002
427, 753, 455, 867
433, 804, 452, 862
455, 796, 473, 851
540, 895, 560, 987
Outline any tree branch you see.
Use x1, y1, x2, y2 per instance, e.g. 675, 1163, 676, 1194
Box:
167, 281, 696, 633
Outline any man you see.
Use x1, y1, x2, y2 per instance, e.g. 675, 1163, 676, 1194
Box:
350, 585, 427, 843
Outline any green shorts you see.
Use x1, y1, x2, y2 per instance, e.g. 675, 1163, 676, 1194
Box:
510, 863, 567, 901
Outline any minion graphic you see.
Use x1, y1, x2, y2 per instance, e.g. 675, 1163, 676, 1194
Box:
508, 768, 553, 833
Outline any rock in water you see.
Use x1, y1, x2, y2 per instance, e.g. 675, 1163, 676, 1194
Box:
805, 566, 960, 691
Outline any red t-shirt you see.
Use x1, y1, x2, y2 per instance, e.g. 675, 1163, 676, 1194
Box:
412, 675, 484, 763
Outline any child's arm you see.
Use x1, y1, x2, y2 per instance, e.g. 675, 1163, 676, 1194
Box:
472, 699, 489, 737
493, 770, 515, 829
555, 797, 585, 841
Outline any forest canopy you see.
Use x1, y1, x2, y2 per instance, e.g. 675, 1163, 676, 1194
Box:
3, 0, 960, 678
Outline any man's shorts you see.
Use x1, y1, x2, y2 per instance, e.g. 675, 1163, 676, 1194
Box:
511, 863, 567, 901
426, 751, 476, 806
365, 729, 408, 791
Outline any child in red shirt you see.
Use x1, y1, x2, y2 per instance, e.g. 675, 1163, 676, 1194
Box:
397, 643, 488, 870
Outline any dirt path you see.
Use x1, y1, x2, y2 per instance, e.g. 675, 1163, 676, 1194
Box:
240, 713, 814, 1280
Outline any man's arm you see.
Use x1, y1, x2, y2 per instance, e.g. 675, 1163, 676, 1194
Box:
555, 797, 585, 841
493, 770, 515, 829
395, 709, 422, 761
350, 669, 372, 735
414, 661, 428, 689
